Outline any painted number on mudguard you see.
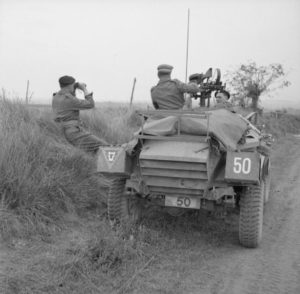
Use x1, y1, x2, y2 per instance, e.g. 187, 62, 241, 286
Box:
165, 196, 200, 209
233, 157, 251, 174
225, 152, 260, 183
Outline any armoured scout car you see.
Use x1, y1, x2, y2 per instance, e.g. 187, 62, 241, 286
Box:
97, 108, 271, 248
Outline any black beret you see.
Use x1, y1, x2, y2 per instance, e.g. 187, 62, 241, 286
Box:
59, 75, 76, 86
215, 89, 230, 99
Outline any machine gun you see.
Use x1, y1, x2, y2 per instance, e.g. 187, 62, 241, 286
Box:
189, 68, 226, 107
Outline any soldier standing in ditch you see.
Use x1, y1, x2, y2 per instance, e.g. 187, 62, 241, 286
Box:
151, 64, 200, 110
52, 75, 107, 153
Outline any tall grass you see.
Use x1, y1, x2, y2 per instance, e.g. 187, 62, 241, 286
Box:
80, 106, 143, 144
0, 98, 142, 242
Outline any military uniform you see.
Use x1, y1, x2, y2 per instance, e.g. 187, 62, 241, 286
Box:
213, 100, 233, 110
52, 87, 107, 153
151, 64, 199, 110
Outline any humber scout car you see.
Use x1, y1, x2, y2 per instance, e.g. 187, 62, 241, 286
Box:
97, 107, 271, 248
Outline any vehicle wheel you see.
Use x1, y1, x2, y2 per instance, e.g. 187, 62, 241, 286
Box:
107, 177, 143, 223
107, 177, 126, 223
239, 183, 264, 248
263, 173, 271, 204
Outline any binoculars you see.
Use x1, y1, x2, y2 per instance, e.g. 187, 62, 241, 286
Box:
74, 82, 87, 90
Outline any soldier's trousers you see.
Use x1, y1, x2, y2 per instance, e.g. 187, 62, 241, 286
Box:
64, 125, 107, 153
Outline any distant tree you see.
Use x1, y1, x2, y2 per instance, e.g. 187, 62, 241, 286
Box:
225, 61, 290, 110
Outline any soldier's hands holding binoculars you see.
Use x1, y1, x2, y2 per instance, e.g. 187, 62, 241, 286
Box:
75, 82, 87, 90
74, 82, 91, 97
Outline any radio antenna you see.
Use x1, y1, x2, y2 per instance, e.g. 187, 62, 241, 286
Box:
185, 8, 190, 83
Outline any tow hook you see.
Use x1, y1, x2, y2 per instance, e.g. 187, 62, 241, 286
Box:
223, 195, 235, 208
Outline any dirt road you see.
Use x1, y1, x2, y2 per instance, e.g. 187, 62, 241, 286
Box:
135, 136, 300, 294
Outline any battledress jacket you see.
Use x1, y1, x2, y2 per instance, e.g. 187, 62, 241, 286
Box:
213, 100, 234, 110
151, 77, 199, 110
52, 89, 106, 152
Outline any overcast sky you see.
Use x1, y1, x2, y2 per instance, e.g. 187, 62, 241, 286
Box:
0, 0, 299, 108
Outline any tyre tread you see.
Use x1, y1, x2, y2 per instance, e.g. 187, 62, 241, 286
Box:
239, 184, 264, 248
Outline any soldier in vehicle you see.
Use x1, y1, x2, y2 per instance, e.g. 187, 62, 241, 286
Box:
183, 73, 201, 109
151, 64, 200, 110
214, 89, 233, 109
52, 75, 107, 153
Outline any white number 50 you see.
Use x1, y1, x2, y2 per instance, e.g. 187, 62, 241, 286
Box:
233, 157, 251, 174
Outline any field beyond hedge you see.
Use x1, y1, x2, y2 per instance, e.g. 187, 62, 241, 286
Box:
1, 98, 300, 293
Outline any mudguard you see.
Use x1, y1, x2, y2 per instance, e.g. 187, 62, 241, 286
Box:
97, 146, 132, 176
225, 151, 260, 184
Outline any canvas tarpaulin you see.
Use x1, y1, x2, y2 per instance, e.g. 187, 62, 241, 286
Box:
141, 109, 249, 151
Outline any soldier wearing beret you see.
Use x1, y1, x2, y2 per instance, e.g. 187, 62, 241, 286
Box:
214, 90, 233, 109
151, 64, 200, 110
52, 75, 107, 153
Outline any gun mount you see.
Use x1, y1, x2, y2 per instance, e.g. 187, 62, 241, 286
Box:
189, 68, 226, 107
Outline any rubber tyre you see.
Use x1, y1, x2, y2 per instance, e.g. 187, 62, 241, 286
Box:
263, 173, 271, 204
239, 184, 264, 248
107, 177, 126, 223
107, 177, 142, 223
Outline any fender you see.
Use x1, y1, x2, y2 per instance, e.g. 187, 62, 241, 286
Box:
225, 151, 260, 184
97, 146, 132, 177
261, 156, 271, 180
